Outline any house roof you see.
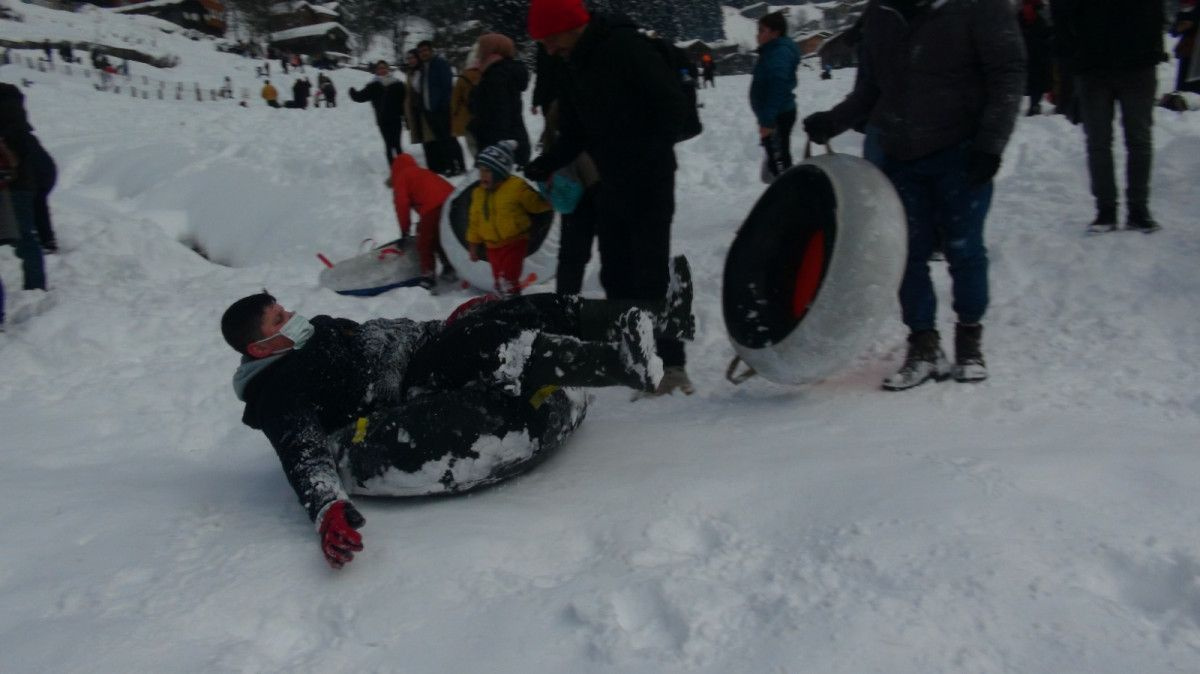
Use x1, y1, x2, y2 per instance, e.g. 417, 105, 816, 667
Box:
110, 0, 190, 13
270, 2, 338, 17
269, 21, 348, 42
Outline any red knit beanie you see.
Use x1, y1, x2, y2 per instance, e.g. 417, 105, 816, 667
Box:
528, 0, 591, 40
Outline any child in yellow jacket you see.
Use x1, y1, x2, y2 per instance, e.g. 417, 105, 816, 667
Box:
467, 141, 551, 296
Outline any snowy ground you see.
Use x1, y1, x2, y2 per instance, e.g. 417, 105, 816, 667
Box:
3, 7, 1200, 673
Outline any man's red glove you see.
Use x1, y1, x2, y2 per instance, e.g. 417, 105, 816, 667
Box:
317, 501, 365, 568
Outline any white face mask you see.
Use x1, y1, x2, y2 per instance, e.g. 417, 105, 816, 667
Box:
278, 313, 315, 351
251, 313, 315, 355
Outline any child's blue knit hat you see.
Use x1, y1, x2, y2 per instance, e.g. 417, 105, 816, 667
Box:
476, 140, 518, 181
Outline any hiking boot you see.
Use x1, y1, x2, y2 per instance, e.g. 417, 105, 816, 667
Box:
1086, 210, 1117, 234
416, 276, 436, 293
881, 329, 952, 391
660, 255, 695, 341
655, 366, 695, 395
1126, 211, 1162, 234
630, 365, 696, 400
438, 267, 459, 283
953, 322, 987, 383
615, 308, 664, 392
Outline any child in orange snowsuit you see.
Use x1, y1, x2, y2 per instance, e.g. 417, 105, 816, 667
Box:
467, 141, 551, 296
389, 153, 455, 285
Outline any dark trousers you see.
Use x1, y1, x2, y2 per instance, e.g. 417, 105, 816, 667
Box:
401, 294, 631, 395
1077, 66, 1156, 219
10, 191, 45, 290
378, 123, 402, 166
595, 158, 683, 367
1177, 57, 1200, 94
761, 108, 797, 179
882, 142, 992, 332
555, 187, 598, 295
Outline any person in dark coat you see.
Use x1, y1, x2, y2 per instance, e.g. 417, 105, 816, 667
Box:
415, 41, 465, 175
1171, 0, 1199, 94
289, 77, 311, 109
701, 54, 716, 88
349, 61, 407, 166
468, 33, 533, 167
0, 83, 46, 291
750, 11, 801, 180
525, 0, 696, 396
1018, 0, 1054, 115
1059, 0, 1164, 233
318, 73, 337, 107
221, 289, 693, 567
803, 0, 1025, 390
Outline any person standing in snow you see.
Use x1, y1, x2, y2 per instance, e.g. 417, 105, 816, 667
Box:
1017, 0, 1054, 116
318, 73, 337, 107
468, 33, 533, 168
701, 53, 716, 88
802, 0, 1025, 390
348, 61, 407, 166
387, 152, 456, 290
261, 80, 280, 108
750, 11, 801, 181
1171, 1, 1199, 95
0, 83, 47, 293
1058, 0, 1164, 233
524, 0, 697, 396
467, 141, 551, 297
415, 41, 465, 176
220, 285, 694, 567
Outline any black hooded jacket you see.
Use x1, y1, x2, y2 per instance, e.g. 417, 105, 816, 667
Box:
468, 57, 533, 166
1057, 0, 1165, 73
237, 315, 440, 520
536, 13, 689, 178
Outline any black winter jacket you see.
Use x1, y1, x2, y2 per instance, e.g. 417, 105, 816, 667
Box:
469, 58, 532, 166
349, 77, 407, 129
0, 82, 38, 191
237, 315, 441, 521
537, 13, 689, 178
1058, 0, 1165, 73
826, 0, 1026, 161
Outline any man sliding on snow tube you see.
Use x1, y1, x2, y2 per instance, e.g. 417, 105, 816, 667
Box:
220, 267, 693, 568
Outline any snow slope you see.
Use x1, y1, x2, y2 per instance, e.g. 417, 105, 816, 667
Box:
2, 6, 1200, 673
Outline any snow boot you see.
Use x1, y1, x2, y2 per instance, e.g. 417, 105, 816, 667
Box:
881, 329, 952, 391
660, 255, 696, 341
438, 266, 459, 283
953, 322, 987, 383
616, 308, 665, 392
1086, 209, 1117, 235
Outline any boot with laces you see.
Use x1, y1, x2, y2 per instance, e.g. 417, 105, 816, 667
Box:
882, 329, 952, 391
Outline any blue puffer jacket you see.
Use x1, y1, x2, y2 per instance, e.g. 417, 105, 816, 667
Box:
749, 36, 801, 128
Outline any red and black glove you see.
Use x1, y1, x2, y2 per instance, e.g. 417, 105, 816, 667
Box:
317, 501, 365, 569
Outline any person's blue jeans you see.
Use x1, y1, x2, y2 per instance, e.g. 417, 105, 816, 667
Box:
882, 142, 992, 332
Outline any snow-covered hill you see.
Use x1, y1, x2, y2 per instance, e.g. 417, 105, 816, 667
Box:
2, 4, 1200, 673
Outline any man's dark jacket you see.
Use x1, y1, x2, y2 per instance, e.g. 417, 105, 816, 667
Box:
1057, 0, 1164, 73
236, 316, 439, 521
535, 13, 689, 178
469, 58, 533, 166
825, 0, 1026, 161
349, 77, 407, 129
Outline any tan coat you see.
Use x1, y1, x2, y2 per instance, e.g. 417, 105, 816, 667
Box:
451, 67, 482, 138
404, 71, 435, 145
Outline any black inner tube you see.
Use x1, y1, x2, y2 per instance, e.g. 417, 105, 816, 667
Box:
722, 165, 838, 349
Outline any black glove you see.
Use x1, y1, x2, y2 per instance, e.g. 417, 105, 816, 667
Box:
966, 150, 1001, 187
523, 155, 553, 183
802, 111, 838, 144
